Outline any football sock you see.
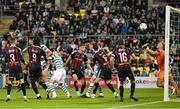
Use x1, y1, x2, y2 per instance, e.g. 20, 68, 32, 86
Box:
93, 83, 99, 94
98, 83, 103, 93
39, 81, 47, 90
106, 83, 115, 93
80, 83, 86, 94
60, 84, 68, 93
74, 81, 79, 91
120, 85, 124, 98
130, 83, 135, 96
87, 83, 94, 93
47, 83, 56, 93
31, 82, 39, 94
7, 84, 12, 95
21, 83, 26, 96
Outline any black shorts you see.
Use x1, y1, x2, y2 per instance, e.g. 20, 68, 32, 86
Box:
29, 64, 42, 80
98, 69, 112, 80
116, 64, 135, 81
71, 69, 85, 80
8, 65, 23, 81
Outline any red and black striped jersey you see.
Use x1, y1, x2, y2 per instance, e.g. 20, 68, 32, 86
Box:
27, 45, 47, 65
114, 47, 132, 66
93, 49, 110, 69
5, 45, 24, 65
70, 51, 88, 70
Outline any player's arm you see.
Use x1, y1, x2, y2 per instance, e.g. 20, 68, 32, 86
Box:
42, 50, 47, 63
23, 47, 29, 53
86, 60, 94, 74
64, 56, 71, 67
46, 48, 53, 58
146, 48, 158, 56
19, 49, 26, 65
65, 52, 74, 67
42, 45, 52, 58
110, 55, 116, 72
4, 51, 9, 63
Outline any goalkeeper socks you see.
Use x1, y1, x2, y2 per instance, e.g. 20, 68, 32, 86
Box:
80, 83, 86, 94
120, 85, 124, 98
39, 81, 47, 90
106, 83, 115, 93
31, 82, 39, 94
87, 83, 94, 94
74, 81, 79, 91
98, 83, 103, 93
7, 84, 12, 95
130, 83, 135, 96
93, 83, 99, 94
21, 83, 26, 96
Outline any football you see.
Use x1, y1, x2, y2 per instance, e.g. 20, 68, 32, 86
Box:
139, 23, 147, 31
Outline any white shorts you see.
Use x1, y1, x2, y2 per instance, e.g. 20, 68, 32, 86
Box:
51, 68, 66, 84
92, 65, 101, 79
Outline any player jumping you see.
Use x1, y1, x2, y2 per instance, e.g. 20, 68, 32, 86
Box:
146, 41, 179, 96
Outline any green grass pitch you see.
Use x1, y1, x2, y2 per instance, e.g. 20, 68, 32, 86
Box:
0, 88, 180, 109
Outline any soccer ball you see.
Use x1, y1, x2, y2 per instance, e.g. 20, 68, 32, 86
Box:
139, 23, 147, 31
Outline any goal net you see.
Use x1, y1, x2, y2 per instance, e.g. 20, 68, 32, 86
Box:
164, 5, 180, 101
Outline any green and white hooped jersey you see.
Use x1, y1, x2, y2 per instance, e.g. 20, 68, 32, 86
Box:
52, 55, 64, 70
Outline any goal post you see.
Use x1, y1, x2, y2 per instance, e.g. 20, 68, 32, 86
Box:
164, 5, 180, 102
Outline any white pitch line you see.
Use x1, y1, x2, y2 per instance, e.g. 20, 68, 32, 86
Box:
107, 101, 162, 109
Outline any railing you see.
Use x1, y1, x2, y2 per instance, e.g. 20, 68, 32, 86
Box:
0, 3, 56, 19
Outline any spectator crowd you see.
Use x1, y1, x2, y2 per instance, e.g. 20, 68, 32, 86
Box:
0, 0, 179, 78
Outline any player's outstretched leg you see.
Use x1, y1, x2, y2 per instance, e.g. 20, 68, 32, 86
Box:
20, 82, 28, 101
80, 78, 86, 95
39, 81, 48, 90
130, 80, 138, 101
59, 83, 72, 98
85, 82, 94, 97
92, 82, 99, 98
105, 81, 118, 98
31, 82, 41, 99
6, 83, 12, 102
47, 83, 57, 99
98, 84, 104, 97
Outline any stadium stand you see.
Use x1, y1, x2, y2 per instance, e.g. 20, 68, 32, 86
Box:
0, 0, 179, 78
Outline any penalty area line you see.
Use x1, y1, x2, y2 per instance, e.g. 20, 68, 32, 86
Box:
107, 101, 162, 109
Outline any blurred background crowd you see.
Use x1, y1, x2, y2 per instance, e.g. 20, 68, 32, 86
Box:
0, 0, 179, 79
